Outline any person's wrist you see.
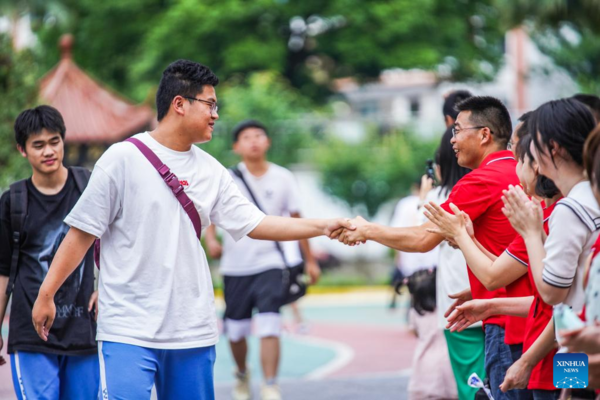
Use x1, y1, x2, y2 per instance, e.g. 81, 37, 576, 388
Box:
37, 285, 56, 301
486, 300, 497, 318
455, 229, 471, 244
306, 259, 317, 268
364, 223, 376, 241
519, 352, 536, 369
523, 231, 541, 243
206, 237, 219, 245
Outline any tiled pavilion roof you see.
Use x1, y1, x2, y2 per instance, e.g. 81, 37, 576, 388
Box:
40, 34, 155, 144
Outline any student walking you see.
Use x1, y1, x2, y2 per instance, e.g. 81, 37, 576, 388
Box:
0, 106, 99, 400
30, 60, 352, 400
205, 119, 321, 400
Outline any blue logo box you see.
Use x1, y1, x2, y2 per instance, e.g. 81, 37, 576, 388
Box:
554, 353, 588, 389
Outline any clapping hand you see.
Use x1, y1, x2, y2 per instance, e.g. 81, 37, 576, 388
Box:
501, 185, 543, 239
424, 202, 472, 241
446, 299, 492, 332
444, 288, 472, 321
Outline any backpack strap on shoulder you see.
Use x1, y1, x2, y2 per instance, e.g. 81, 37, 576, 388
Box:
228, 165, 289, 268
7, 180, 28, 296
67, 166, 99, 268
229, 166, 263, 210
69, 166, 92, 193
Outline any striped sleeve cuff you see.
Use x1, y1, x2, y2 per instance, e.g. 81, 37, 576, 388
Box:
542, 268, 574, 288
505, 250, 528, 267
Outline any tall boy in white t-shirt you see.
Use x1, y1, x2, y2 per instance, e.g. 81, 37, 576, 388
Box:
30, 59, 353, 400
205, 120, 320, 400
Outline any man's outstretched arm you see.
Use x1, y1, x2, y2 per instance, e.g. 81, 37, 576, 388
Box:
291, 212, 321, 284
248, 216, 355, 241
32, 227, 96, 341
339, 217, 444, 253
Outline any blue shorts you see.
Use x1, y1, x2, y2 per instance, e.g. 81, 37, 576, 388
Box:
99, 341, 216, 400
10, 351, 99, 400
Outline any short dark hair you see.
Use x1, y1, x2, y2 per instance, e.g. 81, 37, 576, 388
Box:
404, 269, 436, 316
530, 98, 596, 167
514, 134, 560, 198
443, 90, 472, 120
156, 59, 219, 121
535, 174, 561, 199
436, 127, 470, 196
232, 119, 268, 142
514, 111, 532, 141
14, 105, 66, 149
584, 124, 600, 191
514, 130, 532, 162
572, 93, 600, 123
455, 96, 513, 148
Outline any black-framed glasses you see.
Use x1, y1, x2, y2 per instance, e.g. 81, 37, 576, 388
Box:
451, 125, 493, 138
184, 97, 218, 114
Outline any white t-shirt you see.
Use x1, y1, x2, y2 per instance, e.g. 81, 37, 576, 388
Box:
64, 133, 265, 349
542, 181, 600, 311
220, 162, 303, 276
391, 195, 438, 277
418, 187, 476, 329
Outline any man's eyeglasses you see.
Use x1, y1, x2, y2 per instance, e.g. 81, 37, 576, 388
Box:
185, 97, 218, 114
451, 125, 493, 138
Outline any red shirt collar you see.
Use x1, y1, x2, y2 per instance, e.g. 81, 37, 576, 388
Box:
479, 150, 515, 169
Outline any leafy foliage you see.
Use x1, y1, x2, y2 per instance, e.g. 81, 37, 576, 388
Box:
532, 25, 600, 93
315, 132, 438, 217
3, 0, 600, 206
496, 0, 600, 93
0, 35, 38, 189
201, 71, 319, 167
32, 0, 506, 103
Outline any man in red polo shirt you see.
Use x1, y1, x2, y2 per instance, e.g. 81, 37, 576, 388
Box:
338, 96, 520, 400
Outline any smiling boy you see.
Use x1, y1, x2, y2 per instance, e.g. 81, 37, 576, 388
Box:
30, 60, 352, 400
0, 106, 98, 400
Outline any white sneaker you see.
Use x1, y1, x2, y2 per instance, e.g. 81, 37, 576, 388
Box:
260, 384, 282, 400
232, 369, 251, 400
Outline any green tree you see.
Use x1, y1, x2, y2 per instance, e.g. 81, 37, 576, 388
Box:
314, 131, 438, 217
532, 26, 600, 93
0, 34, 39, 189
497, 0, 600, 92
497, 0, 600, 31
202, 71, 319, 167
32, 0, 506, 103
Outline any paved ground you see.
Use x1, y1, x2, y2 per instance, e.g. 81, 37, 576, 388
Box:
213, 289, 416, 400
0, 289, 415, 400
215, 373, 410, 400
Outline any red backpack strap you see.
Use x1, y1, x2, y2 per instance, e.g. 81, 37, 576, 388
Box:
125, 137, 202, 239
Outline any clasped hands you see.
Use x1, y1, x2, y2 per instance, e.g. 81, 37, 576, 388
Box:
329, 216, 370, 245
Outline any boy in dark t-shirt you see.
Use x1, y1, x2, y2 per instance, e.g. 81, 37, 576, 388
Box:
0, 106, 98, 399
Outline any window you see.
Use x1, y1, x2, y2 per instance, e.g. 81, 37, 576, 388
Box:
409, 98, 420, 118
